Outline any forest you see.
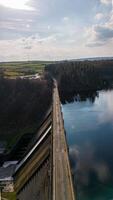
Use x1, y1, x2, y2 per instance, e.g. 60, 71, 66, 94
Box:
46, 60, 113, 103
0, 73, 52, 151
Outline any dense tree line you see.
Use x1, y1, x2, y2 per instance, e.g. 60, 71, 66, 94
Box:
46, 60, 113, 102
0, 74, 52, 140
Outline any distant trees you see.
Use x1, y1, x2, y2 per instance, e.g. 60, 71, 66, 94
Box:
0, 74, 52, 139
46, 60, 113, 102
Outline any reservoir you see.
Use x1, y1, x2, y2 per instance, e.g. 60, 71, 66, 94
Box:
62, 89, 113, 200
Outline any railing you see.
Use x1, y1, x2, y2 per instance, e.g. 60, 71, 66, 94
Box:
52, 81, 75, 200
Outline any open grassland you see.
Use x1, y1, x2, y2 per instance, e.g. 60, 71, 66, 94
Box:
0, 61, 54, 78
2, 192, 16, 200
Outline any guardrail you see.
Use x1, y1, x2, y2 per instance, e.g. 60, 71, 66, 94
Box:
52, 81, 75, 200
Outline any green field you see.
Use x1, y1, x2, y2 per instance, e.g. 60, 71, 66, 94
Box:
0, 61, 54, 78
2, 192, 16, 200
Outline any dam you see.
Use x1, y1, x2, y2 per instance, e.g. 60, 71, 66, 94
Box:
14, 81, 76, 200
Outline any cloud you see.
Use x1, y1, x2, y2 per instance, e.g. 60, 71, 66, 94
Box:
100, 0, 112, 5
0, 0, 113, 60
86, 25, 113, 47
0, 0, 35, 11
0, 34, 68, 61
96, 25, 113, 40
86, 9, 113, 47
0, 20, 32, 31
95, 13, 104, 20
24, 45, 32, 49
26, 24, 30, 28
62, 17, 69, 22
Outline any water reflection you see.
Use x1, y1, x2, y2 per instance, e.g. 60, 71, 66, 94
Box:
60, 90, 98, 104
62, 90, 113, 200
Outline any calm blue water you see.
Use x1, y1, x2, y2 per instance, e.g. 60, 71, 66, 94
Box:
62, 90, 113, 200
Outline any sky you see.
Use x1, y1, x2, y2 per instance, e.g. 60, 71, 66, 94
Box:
0, 0, 113, 61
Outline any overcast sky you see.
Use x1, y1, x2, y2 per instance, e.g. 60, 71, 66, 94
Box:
0, 0, 113, 61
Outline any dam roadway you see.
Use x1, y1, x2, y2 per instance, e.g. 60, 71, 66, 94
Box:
52, 81, 75, 200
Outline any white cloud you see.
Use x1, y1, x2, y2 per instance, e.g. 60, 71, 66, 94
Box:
100, 0, 112, 5
62, 17, 69, 22
86, 24, 113, 47
95, 13, 104, 20
86, 9, 113, 47
0, 20, 32, 32
0, 0, 35, 10
26, 24, 30, 28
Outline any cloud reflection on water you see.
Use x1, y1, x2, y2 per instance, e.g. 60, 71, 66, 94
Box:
69, 143, 110, 187
96, 91, 113, 125
62, 89, 113, 199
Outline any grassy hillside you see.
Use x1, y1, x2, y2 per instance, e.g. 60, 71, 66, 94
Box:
0, 61, 54, 78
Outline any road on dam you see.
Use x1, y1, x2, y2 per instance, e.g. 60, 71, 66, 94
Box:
52, 81, 75, 200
